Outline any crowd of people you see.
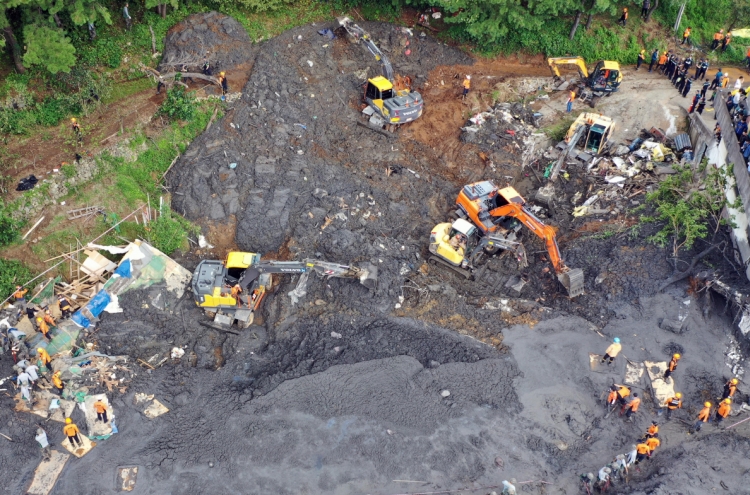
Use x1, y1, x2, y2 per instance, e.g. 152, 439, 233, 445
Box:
580, 338, 741, 493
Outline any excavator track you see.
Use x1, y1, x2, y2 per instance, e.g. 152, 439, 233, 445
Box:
428, 255, 472, 280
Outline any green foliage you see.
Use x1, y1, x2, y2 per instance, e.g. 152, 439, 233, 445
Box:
61, 164, 76, 178
211, 0, 293, 12
0, 213, 22, 246
0, 259, 34, 299
157, 86, 196, 121
22, 25, 77, 74
543, 113, 578, 141
645, 161, 733, 256
142, 211, 195, 255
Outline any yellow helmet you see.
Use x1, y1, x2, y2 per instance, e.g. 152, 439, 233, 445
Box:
65, 417, 72, 424
675, 392, 682, 398
36, 317, 42, 322
220, 71, 225, 76
704, 402, 712, 407
673, 353, 681, 359
724, 398, 732, 404
37, 347, 44, 353
71, 118, 77, 123
731, 378, 738, 384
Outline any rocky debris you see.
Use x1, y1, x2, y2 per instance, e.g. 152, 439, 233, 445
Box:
158, 12, 254, 73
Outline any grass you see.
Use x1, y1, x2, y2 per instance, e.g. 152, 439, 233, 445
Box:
223, 0, 335, 41
543, 112, 581, 141
102, 77, 155, 105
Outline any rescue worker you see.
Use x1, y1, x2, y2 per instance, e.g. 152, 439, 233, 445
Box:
36, 317, 50, 342
689, 91, 701, 113
715, 398, 731, 425
636, 50, 645, 71
722, 378, 739, 399
43, 310, 56, 327
58, 294, 73, 318
645, 435, 660, 455
710, 68, 723, 90
595, 467, 611, 490
231, 284, 242, 305
202, 56, 212, 76
616, 384, 630, 406
624, 392, 640, 420
682, 77, 692, 98
626, 444, 637, 467
93, 399, 108, 423
63, 418, 82, 447
36, 425, 51, 461
219, 71, 229, 95
657, 52, 667, 73
37, 347, 51, 369
71, 118, 81, 136
52, 371, 64, 395
13, 285, 28, 304
462, 75, 471, 99
663, 353, 680, 381
701, 79, 710, 98
696, 97, 707, 115
123, 3, 132, 30
694, 402, 711, 431
712, 29, 724, 51
635, 442, 650, 464
682, 26, 691, 45
645, 421, 659, 438
721, 72, 730, 88
566, 89, 575, 113
664, 392, 682, 420
617, 7, 628, 26
641, 0, 650, 19
606, 385, 618, 412
25, 363, 40, 389
601, 337, 622, 365
16, 369, 32, 401
649, 49, 658, 72
721, 32, 731, 52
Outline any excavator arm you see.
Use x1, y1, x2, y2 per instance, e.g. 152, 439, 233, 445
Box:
547, 57, 590, 80
338, 17, 394, 81
253, 259, 378, 289
487, 203, 584, 296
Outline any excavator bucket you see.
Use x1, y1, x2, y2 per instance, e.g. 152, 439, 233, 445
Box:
558, 269, 585, 298
358, 262, 378, 290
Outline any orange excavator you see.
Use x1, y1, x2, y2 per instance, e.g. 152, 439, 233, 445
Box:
453, 180, 584, 297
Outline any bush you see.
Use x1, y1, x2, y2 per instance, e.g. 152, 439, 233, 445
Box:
158, 86, 196, 121
0, 259, 35, 300
143, 212, 195, 255
0, 213, 22, 246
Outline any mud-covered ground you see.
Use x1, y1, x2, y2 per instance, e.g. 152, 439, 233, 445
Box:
1, 13, 749, 495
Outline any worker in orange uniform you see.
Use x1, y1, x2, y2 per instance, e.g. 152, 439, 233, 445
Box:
566, 89, 575, 113
664, 392, 682, 420
694, 402, 711, 431
635, 442, 650, 464
63, 418, 82, 447
616, 384, 630, 406
624, 392, 640, 421
43, 310, 56, 327
682, 27, 692, 45
712, 29, 724, 50
645, 435, 660, 456
600, 337, 622, 365
462, 75, 471, 99
606, 386, 618, 413
51, 371, 64, 395
723, 378, 738, 399
617, 7, 628, 26
218, 71, 229, 95
644, 421, 659, 438
13, 285, 29, 304
37, 348, 51, 369
93, 399, 109, 423
663, 353, 680, 381
715, 398, 731, 426
231, 284, 242, 305
36, 317, 51, 342
722, 32, 732, 52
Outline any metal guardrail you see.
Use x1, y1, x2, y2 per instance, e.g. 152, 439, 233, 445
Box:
713, 89, 750, 210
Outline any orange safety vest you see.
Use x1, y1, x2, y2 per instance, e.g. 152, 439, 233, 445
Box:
618, 386, 630, 399
646, 437, 660, 451
697, 406, 711, 422
714, 32, 723, 41
63, 424, 79, 437
607, 391, 617, 403
463, 79, 471, 90
622, 9, 628, 19
52, 374, 63, 389
627, 397, 641, 412
636, 443, 650, 455
38, 349, 51, 365
717, 402, 731, 418
683, 28, 691, 38
94, 401, 107, 413
726, 381, 737, 397
14, 288, 28, 299
659, 55, 667, 64
44, 314, 55, 326
38, 320, 49, 335
647, 424, 658, 436
666, 397, 682, 410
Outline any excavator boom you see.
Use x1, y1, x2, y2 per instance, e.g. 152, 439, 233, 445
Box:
547, 56, 590, 80
338, 17, 394, 81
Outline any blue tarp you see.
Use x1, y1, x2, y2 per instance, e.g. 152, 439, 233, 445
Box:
71, 311, 90, 329
114, 259, 132, 278
71, 290, 111, 329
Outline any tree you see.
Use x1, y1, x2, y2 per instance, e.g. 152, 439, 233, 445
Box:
22, 24, 76, 73
145, 0, 178, 19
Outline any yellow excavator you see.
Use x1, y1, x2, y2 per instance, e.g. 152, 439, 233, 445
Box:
338, 17, 423, 126
565, 112, 616, 156
547, 57, 622, 107
192, 252, 377, 327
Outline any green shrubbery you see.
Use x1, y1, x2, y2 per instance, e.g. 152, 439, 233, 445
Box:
0, 259, 35, 300
158, 86, 196, 121
0, 213, 22, 247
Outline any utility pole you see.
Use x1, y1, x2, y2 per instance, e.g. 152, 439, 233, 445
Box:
673, 2, 686, 32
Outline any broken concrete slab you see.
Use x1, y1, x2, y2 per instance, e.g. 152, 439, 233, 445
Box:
115, 466, 138, 492
26, 450, 69, 495
60, 433, 95, 458
659, 318, 685, 334
644, 360, 675, 406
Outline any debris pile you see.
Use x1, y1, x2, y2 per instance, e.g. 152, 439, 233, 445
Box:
460, 102, 542, 170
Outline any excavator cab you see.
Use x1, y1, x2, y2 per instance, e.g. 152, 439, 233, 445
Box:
588, 61, 622, 93
457, 181, 523, 236
565, 113, 616, 156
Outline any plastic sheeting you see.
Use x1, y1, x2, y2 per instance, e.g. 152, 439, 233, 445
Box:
30, 276, 62, 305
43, 322, 81, 356
71, 290, 111, 329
